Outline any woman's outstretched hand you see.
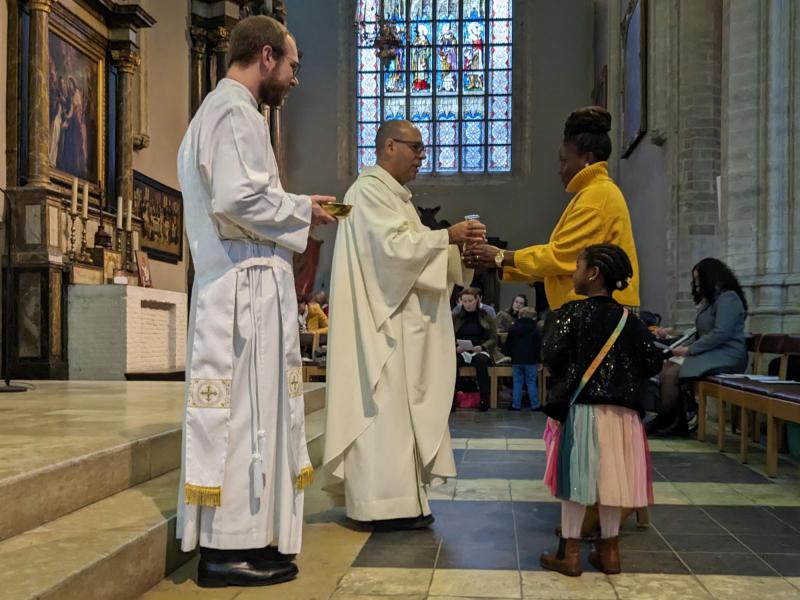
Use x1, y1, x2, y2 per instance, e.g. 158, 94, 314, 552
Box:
464, 244, 501, 268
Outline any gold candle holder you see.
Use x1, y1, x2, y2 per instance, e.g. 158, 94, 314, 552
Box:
79, 216, 93, 264
67, 213, 79, 261
125, 230, 134, 272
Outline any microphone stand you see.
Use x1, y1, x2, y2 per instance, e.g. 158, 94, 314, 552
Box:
0, 186, 30, 393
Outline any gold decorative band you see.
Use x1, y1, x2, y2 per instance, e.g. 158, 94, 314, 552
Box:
184, 484, 222, 507
295, 466, 314, 490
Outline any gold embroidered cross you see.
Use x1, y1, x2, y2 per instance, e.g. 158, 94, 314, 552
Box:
200, 385, 218, 404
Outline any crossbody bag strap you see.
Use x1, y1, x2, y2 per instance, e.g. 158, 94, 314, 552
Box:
568, 308, 629, 406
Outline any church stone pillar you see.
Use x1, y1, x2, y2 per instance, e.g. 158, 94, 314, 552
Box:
111, 45, 140, 212
212, 26, 230, 86
190, 26, 208, 116
26, 0, 54, 186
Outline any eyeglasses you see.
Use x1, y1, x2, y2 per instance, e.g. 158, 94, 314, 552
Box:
286, 58, 301, 77
392, 138, 426, 154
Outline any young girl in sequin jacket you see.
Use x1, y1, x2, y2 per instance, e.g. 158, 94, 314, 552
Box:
539, 244, 664, 577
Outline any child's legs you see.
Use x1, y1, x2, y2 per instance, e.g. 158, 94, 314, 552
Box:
561, 500, 587, 538
597, 505, 621, 539
512, 365, 525, 409
524, 364, 539, 408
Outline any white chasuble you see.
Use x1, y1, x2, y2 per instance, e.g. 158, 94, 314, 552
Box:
176, 78, 313, 553
323, 165, 472, 521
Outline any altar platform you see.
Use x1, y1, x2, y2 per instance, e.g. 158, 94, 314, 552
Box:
0, 381, 326, 600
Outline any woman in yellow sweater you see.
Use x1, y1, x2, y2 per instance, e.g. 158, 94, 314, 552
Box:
468, 107, 640, 310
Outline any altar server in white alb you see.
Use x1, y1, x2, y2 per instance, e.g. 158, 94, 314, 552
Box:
324, 120, 485, 530
176, 16, 335, 588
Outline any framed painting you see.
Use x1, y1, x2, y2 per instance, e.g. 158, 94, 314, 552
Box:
133, 172, 184, 264
621, 0, 647, 158
48, 29, 104, 183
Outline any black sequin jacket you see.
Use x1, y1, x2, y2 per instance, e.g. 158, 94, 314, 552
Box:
541, 296, 665, 416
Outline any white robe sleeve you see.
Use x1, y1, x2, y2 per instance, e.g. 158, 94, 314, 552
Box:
350, 178, 453, 329
200, 104, 312, 253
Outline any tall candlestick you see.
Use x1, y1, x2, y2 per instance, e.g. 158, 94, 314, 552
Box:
70, 178, 79, 215
116, 196, 124, 230
82, 182, 89, 219
126, 197, 133, 232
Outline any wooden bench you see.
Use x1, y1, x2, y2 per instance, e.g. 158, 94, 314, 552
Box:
457, 364, 550, 409
695, 333, 800, 477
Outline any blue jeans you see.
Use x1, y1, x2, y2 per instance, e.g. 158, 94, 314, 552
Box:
512, 364, 539, 409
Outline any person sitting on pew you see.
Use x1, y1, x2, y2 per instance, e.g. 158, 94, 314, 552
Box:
648, 258, 748, 437
453, 287, 497, 412
312, 290, 329, 316
496, 293, 528, 334
298, 293, 329, 334
452, 287, 497, 319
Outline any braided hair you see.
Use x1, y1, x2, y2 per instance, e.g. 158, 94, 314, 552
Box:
563, 106, 612, 162
582, 244, 633, 295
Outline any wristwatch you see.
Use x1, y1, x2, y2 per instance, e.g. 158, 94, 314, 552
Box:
494, 248, 506, 268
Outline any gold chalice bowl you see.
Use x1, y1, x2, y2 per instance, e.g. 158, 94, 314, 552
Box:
322, 203, 353, 218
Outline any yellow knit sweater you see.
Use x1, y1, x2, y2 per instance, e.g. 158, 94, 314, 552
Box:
502, 162, 640, 310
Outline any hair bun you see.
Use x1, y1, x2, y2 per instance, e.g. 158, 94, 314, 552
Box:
564, 106, 612, 137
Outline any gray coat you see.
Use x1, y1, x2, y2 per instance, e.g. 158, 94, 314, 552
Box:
679, 290, 748, 379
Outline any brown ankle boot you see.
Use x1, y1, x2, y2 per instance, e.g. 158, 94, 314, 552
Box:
588, 536, 621, 574
539, 537, 582, 577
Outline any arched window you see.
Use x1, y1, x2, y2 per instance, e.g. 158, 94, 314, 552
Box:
356, 0, 512, 174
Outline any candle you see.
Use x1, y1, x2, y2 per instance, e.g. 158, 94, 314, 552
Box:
70, 179, 78, 215
126, 197, 133, 231
82, 182, 89, 219
116, 196, 123, 230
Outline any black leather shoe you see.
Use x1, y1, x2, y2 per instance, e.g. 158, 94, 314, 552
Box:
260, 545, 296, 563
369, 513, 435, 532
197, 550, 298, 588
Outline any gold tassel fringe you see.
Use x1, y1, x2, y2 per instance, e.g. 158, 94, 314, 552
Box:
184, 484, 222, 507
295, 466, 315, 490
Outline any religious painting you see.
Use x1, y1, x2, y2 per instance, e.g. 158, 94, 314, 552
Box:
135, 250, 153, 288
133, 172, 184, 263
48, 31, 103, 183
621, 0, 647, 158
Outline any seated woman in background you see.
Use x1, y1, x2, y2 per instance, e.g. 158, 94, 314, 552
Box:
649, 258, 748, 437
496, 294, 528, 334
453, 287, 498, 412
298, 294, 329, 334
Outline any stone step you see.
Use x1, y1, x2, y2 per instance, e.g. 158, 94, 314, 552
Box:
0, 382, 326, 543
0, 405, 329, 600
0, 470, 186, 600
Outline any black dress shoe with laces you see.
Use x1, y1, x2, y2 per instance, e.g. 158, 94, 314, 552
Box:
197, 548, 298, 588
260, 545, 296, 563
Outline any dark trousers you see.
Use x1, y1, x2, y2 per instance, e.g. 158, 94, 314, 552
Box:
457, 353, 491, 407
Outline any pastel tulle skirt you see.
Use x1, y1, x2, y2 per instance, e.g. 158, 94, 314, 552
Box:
544, 404, 653, 507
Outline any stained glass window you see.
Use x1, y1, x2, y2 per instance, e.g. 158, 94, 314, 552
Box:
356, 0, 513, 174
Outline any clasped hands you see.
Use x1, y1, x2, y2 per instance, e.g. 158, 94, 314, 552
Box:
446, 221, 499, 268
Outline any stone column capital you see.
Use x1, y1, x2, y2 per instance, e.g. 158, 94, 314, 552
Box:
111, 47, 141, 74
190, 26, 208, 54
211, 26, 230, 53
27, 0, 54, 13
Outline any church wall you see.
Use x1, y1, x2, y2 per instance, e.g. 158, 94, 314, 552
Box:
0, 0, 7, 195
131, 0, 190, 293
598, 0, 723, 328
284, 0, 595, 310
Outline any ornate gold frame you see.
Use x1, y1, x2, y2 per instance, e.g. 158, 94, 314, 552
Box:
47, 7, 106, 198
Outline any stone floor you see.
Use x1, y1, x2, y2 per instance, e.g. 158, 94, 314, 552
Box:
142, 410, 800, 600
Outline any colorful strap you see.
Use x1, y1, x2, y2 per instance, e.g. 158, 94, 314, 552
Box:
569, 308, 629, 406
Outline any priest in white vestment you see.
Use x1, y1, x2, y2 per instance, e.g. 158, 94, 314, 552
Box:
324, 120, 485, 530
176, 16, 335, 588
